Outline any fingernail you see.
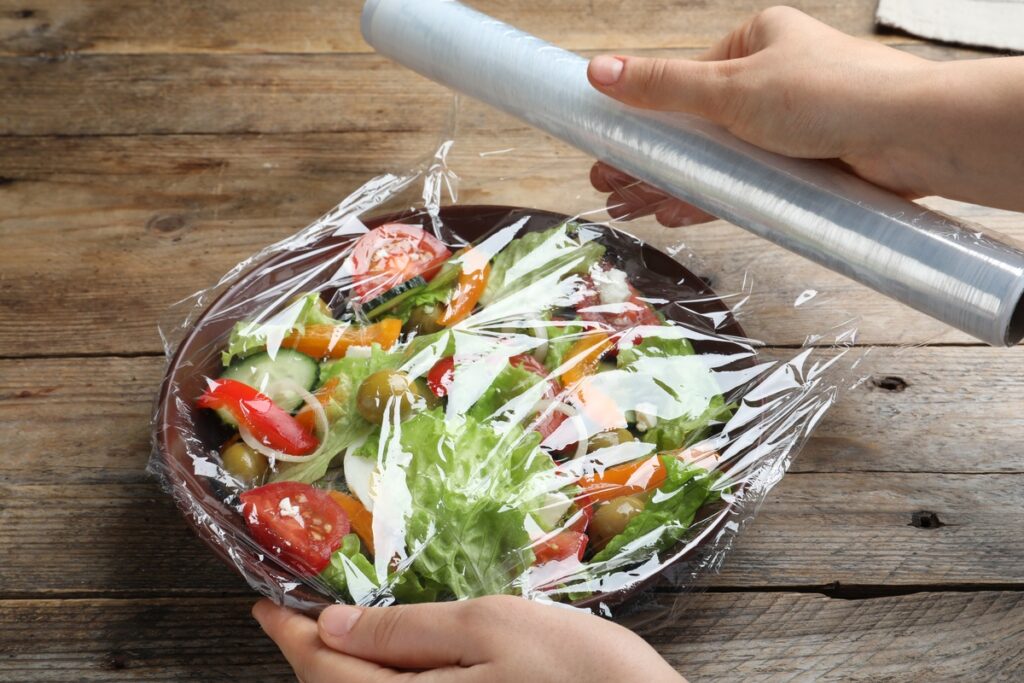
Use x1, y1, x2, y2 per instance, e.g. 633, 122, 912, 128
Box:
320, 605, 362, 638
590, 56, 623, 86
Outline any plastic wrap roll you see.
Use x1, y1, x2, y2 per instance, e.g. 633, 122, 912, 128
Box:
361, 0, 1024, 346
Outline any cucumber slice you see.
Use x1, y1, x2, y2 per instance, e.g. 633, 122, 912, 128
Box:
216, 349, 319, 425
362, 275, 427, 318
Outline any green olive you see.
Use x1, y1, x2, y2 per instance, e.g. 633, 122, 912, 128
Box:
221, 441, 269, 481
590, 495, 646, 548
587, 428, 636, 453
405, 305, 443, 335
356, 369, 432, 424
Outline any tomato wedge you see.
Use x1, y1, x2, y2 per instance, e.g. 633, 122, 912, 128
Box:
282, 319, 402, 360
510, 354, 568, 440
426, 356, 456, 397
328, 490, 374, 555
577, 455, 667, 504
350, 224, 452, 300
533, 530, 588, 564
198, 379, 318, 455
240, 482, 349, 574
576, 274, 660, 332
566, 496, 595, 534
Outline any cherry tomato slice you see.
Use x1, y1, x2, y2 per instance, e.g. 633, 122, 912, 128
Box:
197, 379, 318, 455
533, 530, 588, 564
239, 482, 349, 575
510, 354, 567, 440
426, 356, 456, 397
350, 223, 452, 300
575, 273, 660, 332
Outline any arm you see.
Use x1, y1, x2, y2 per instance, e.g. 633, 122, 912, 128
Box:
587, 7, 1024, 224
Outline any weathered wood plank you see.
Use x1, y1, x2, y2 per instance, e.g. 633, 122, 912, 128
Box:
1, 592, 1021, 681
0, 43, 981, 137
2, 132, 1021, 353
2, 350, 1022, 594
0, 0, 908, 58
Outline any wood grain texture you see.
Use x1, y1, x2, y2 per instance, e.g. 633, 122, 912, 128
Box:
2, 132, 1022, 354
2, 355, 1022, 596
1, 592, 1021, 681
0, 43, 980, 137
0, 0, 902, 57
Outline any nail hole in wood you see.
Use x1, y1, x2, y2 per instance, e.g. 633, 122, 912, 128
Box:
910, 510, 945, 529
0, 177, 14, 187
15, 9, 35, 18
104, 651, 128, 670
871, 375, 908, 392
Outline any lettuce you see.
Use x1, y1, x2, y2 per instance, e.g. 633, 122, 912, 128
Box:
543, 321, 584, 373
271, 344, 399, 484
480, 223, 605, 306
363, 408, 554, 599
591, 456, 716, 564
466, 362, 543, 422
617, 334, 732, 452
319, 534, 444, 603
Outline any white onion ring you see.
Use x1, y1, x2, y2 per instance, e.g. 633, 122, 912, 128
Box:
289, 380, 330, 440
238, 425, 316, 463
533, 398, 589, 460
530, 323, 549, 363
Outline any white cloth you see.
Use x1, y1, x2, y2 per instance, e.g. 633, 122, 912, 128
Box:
876, 0, 1024, 52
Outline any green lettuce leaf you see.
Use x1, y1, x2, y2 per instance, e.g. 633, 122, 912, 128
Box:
363, 408, 554, 599
543, 321, 584, 373
617, 333, 733, 452
271, 344, 399, 484
591, 456, 716, 564
466, 362, 543, 422
319, 534, 444, 604
480, 223, 605, 306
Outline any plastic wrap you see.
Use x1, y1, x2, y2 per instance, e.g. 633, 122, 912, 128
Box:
361, 0, 1024, 347
150, 136, 862, 629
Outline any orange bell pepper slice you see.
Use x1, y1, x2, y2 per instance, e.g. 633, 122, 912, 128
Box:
328, 490, 375, 555
577, 455, 667, 504
282, 319, 401, 359
437, 249, 490, 327
561, 333, 613, 386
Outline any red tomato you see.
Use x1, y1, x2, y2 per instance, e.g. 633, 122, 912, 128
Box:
533, 530, 588, 564
240, 482, 349, 575
350, 223, 452, 300
575, 273, 660, 332
426, 356, 456, 397
197, 379, 318, 455
566, 496, 595, 534
510, 354, 567, 440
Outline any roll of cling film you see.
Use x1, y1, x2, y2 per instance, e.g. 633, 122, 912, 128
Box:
361, 0, 1024, 346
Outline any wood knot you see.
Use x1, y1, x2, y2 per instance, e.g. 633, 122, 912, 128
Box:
13, 8, 35, 18
871, 375, 908, 392
104, 651, 128, 670
146, 213, 191, 235
909, 510, 945, 529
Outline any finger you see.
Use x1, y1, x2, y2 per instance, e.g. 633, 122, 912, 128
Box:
253, 600, 389, 683
587, 54, 746, 122
317, 602, 491, 671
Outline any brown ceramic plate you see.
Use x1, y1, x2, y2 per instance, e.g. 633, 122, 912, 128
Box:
154, 205, 753, 614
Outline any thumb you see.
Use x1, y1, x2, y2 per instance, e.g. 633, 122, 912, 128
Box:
317, 602, 490, 670
587, 54, 738, 123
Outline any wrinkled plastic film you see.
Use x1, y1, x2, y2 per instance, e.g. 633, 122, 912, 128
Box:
150, 136, 864, 628
361, 0, 1024, 347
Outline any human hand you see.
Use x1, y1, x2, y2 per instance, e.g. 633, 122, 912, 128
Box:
587, 6, 1024, 224
252, 595, 684, 682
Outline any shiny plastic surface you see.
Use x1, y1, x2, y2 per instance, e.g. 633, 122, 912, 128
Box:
361, 0, 1024, 346
150, 142, 860, 627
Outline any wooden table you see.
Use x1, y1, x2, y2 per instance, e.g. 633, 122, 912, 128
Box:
2, 1, 1022, 680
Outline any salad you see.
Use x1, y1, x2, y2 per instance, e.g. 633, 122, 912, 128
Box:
197, 219, 734, 604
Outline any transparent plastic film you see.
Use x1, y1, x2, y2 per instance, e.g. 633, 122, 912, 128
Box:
150, 133, 864, 627
361, 0, 1024, 347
